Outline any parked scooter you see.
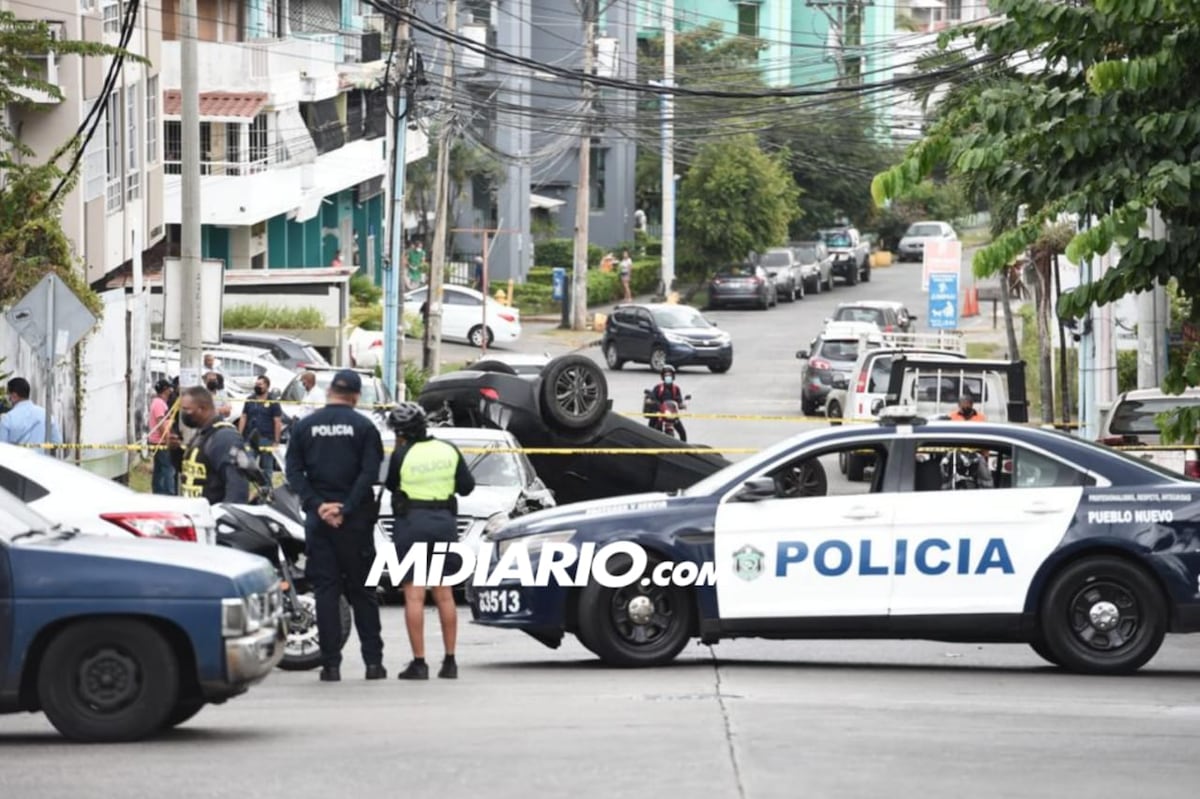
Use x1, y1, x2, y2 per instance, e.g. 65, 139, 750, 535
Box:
643, 388, 691, 439
212, 441, 351, 671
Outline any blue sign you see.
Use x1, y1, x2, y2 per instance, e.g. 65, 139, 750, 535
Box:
551, 267, 567, 302
928, 271, 959, 329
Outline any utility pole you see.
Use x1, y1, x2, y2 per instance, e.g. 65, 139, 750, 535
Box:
384, 8, 412, 401
571, 0, 596, 331
178, 0, 203, 387
660, 0, 675, 298
424, 0, 456, 373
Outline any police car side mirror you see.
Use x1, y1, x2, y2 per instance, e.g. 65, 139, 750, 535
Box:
735, 477, 777, 502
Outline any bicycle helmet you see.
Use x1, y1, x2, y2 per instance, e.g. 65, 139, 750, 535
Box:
387, 402, 427, 438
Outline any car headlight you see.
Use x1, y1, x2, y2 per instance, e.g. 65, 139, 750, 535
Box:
664, 332, 688, 344
221, 589, 279, 637
496, 529, 577, 559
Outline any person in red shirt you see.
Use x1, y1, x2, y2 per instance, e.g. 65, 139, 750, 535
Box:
148, 378, 177, 494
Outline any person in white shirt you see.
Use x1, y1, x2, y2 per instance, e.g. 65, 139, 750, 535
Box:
292, 371, 327, 420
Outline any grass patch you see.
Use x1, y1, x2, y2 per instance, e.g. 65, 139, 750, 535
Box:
959, 228, 993, 249
966, 341, 1003, 359
224, 304, 325, 329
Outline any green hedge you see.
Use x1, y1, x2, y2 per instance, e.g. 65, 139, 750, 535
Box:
511, 258, 664, 314
533, 238, 604, 269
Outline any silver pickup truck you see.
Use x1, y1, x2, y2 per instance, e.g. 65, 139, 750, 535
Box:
819, 226, 871, 286
1098, 388, 1200, 477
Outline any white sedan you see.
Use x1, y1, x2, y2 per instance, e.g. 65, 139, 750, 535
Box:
0, 443, 217, 544
404, 285, 522, 348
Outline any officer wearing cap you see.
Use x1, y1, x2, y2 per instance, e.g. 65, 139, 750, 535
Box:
284, 369, 386, 682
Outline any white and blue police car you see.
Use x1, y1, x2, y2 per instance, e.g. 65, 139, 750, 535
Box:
467, 410, 1200, 674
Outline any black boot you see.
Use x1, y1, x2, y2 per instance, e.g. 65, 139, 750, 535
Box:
320, 665, 341, 682
365, 664, 387, 680
439, 656, 458, 679
397, 659, 429, 680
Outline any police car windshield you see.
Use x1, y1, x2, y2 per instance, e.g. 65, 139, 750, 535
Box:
683, 435, 812, 497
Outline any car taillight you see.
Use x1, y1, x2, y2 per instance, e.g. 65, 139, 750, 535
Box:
884, 325, 894, 332
101, 512, 198, 542
480, 388, 500, 401
810, 358, 832, 371
1186, 453, 1200, 479
498, 313, 516, 322
856, 370, 869, 393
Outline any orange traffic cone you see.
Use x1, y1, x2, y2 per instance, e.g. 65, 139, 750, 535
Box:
961, 287, 980, 317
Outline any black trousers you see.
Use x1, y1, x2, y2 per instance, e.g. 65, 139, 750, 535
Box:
304, 511, 383, 668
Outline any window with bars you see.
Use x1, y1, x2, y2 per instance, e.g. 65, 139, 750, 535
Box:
126, 83, 139, 201
225, 122, 241, 174
105, 90, 123, 213
145, 75, 158, 164
164, 120, 181, 173
102, 0, 121, 33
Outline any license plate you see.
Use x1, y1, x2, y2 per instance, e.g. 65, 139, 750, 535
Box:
476, 588, 522, 614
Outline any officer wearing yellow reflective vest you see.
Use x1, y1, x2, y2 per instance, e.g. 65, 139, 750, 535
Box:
178, 386, 250, 504
385, 402, 475, 680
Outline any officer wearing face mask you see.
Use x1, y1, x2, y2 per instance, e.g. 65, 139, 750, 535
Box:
178, 385, 250, 504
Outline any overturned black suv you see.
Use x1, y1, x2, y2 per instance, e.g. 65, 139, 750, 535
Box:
417, 354, 729, 505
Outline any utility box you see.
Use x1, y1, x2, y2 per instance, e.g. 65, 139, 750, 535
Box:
551, 267, 567, 301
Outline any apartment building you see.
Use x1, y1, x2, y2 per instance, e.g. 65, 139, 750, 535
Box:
156, 0, 425, 281
411, 0, 638, 282
2, 0, 164, 286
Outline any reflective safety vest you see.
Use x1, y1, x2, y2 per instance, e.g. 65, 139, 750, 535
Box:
180, 421, 237, 501
397, 438, 459, 501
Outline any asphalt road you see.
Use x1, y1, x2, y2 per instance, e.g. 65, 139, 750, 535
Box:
3, 611, 1200, 799
8, 259, 1200, 796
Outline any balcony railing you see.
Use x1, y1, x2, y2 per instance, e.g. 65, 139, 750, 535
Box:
163, 157, 279, 177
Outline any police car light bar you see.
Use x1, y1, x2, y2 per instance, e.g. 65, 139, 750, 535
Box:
877, 406, 927, 426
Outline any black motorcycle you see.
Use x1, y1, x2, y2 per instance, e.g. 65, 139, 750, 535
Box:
214, 443, 351, 671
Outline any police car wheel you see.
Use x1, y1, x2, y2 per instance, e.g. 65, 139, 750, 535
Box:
1040, 556, 1166, 675
1028, 638, 1061, 668
578, 555, 694, 667
37, 619, 181, 742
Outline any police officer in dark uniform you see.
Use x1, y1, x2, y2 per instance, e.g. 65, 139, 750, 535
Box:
285, 369, 386, 682
385, 402, 475, 680
178, 386, 250, 504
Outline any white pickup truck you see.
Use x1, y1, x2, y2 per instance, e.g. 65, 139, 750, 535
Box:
1097, 388, 1200, 478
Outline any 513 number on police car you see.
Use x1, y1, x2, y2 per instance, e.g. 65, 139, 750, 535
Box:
477, 589, 521, 614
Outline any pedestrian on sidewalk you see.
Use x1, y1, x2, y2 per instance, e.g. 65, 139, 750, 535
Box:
619, 249, 633, 302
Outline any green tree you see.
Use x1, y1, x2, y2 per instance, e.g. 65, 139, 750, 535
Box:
677, 134, 800, 271
0, 12, 137, 312
403, 130, 504, 254
871, 0, 1200, 440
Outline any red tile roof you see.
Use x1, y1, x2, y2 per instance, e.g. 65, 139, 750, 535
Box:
162, 90, 268, 119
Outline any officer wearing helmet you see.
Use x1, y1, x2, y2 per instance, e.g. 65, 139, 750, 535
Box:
284, 369, 386, 683
649, 365, 688, 441
385, 402, 475, 680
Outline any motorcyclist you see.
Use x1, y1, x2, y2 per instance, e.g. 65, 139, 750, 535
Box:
949, 392, 986, 422
648, 365, 687, 442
